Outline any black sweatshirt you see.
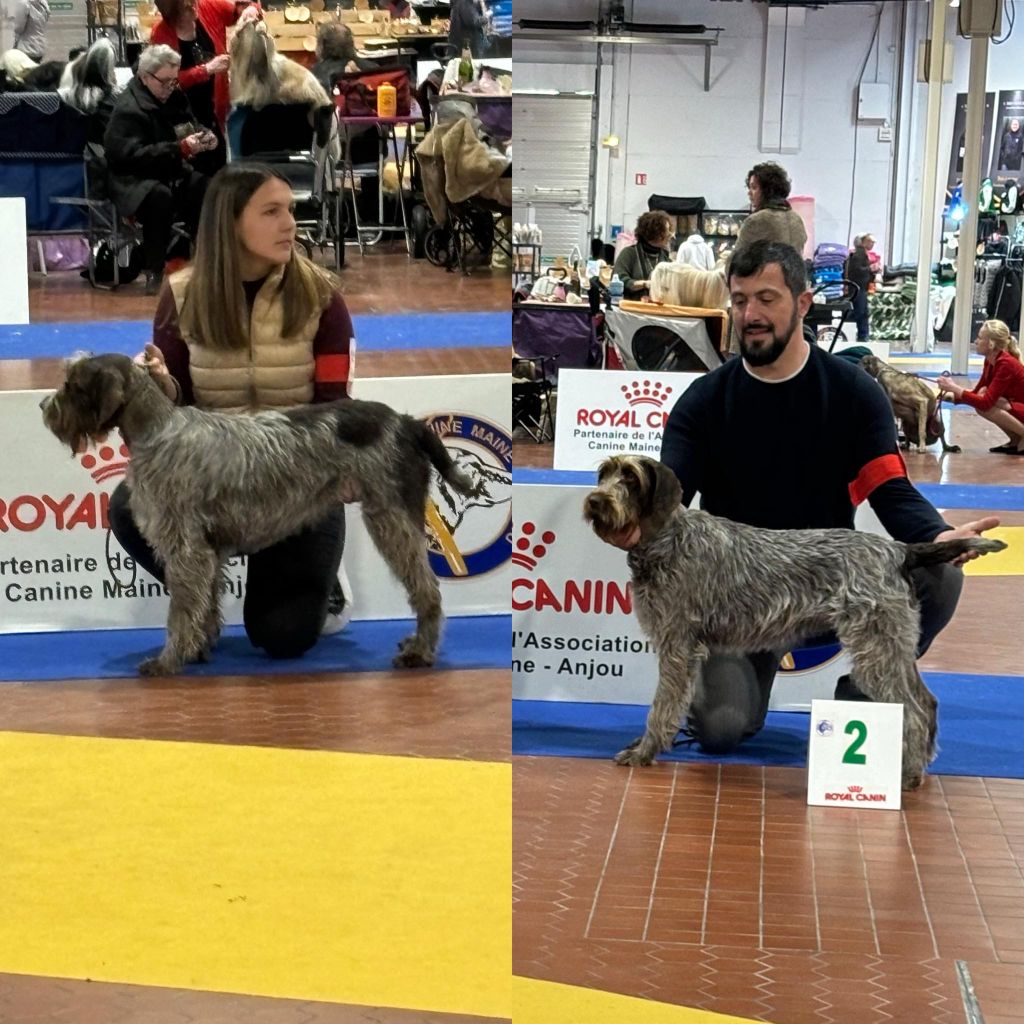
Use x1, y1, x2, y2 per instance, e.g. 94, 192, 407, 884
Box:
659, 344, 948, 542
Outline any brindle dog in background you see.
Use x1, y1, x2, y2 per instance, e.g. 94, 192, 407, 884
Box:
860, 354, 961, 454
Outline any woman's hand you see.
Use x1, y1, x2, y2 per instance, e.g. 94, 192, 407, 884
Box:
936, 376, 964, 400
137, 342, 178, 401
237, 3, 261, 25
205, 53, 230, 75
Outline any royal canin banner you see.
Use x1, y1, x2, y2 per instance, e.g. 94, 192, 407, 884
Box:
1, 375, 510, 633
552, 369, 703, 471
509, 477, 900, 712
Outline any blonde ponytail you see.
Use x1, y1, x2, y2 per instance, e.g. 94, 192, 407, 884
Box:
982, 319, 1021, 360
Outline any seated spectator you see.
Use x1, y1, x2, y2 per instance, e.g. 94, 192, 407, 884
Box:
937, 319, 1024, 454
311, 22, 379, 95
103, 44, 216, 294
58, 37, 118, 141
612, 210, 672, 300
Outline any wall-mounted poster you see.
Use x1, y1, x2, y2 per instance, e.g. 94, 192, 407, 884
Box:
947, 91, 996, 191
991, 90, 1024, 184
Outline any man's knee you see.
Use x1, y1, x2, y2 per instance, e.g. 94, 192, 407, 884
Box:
139, 183, 173, 219
688, 653, 766, 755
246, 605, 322, 660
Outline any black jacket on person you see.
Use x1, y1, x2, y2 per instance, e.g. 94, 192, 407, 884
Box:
103, 75, 197, 216
998, 126, 1024, 171
986, 266, 1023, 331
844, 245, 873, 291
448, 0, 487, 56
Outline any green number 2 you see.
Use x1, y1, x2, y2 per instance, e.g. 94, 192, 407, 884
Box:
842, 720, 868, 764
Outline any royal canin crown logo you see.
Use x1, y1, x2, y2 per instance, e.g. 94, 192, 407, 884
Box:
78, 443, 130, 483
622, 380, 673, 408
512, 521, 556, 571
847, 785, 863, 793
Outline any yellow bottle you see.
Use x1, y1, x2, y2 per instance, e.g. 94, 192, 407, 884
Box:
377, 81, 397, 118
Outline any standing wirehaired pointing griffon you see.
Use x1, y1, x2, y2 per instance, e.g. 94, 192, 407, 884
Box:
42, 354, 473, 677
584, 455, 1006, 789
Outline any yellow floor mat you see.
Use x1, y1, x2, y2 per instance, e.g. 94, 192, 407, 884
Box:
962, 526, 1024, 576
0, 731, 511, 1019
514, 976, 761, 1023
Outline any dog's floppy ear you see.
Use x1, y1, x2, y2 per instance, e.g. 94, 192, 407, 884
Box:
635, 457, 682, 540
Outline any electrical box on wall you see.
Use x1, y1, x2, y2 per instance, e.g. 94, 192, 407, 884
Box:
957, 0, 1003, 38
857, 84, 890, 123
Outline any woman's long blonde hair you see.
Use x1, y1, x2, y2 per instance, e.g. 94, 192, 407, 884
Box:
982, 319, 1022, 360
179, 164, 336, 352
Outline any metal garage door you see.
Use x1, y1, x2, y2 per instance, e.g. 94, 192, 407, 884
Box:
512, 93, 595, 266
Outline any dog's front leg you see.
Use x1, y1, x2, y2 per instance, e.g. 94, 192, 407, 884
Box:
615, 640, 700, 767
139, 546, 219, 677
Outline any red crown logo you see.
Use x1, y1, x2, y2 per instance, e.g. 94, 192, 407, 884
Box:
79, 443, 130, 483
621, 380, 673, 408
512, 521, 556, 571
847, 785, 863, 793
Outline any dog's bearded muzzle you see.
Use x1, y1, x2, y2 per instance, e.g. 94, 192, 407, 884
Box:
40, 391, 90, 456
583, 484, 637, 538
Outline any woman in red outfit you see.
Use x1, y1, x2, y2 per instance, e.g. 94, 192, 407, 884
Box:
938, 319, 1024, 453
150, 0, 260, 154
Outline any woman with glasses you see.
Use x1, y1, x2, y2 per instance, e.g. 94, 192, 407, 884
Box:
104, 45, 217, 293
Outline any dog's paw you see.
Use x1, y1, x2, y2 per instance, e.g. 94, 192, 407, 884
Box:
902, 771, 926, 791
613, 739, 657, 767
138, 656, 179, 677
393, 648, 434, 669
916, 446, 928, 454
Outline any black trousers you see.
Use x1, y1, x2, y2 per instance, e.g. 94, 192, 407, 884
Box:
108, 480, 346, 659
134, 170, 208, 274
852, 287, 871, 341
687, 563, 964, 754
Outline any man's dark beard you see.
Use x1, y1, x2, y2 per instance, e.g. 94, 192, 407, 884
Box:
740, 308, 800, 367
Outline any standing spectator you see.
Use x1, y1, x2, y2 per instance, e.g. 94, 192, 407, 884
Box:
103, 45, 217, 293
937, 319, 1024, 453
612, 210, 672, 300
11, 0, 49, 63
735, 161, 808, 255
149, 0, 260, 137
845, 233, 876, 342
448, 0, 489, 58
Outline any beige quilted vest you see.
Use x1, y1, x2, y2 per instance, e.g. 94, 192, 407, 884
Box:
168, 265, 321, 413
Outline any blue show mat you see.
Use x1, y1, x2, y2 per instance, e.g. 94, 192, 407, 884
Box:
0, 311, 509, 360
513, 468, 1024, 512
513, 671, 1024, 780
0, 614, 509, 681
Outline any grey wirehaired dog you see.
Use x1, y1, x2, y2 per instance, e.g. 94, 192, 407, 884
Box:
583, 454, 1006, 789
859, 354, 961, 454
41, 353, 473, 677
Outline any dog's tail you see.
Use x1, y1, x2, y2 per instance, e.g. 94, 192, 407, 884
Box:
904, 536, 1006, 571
414, 421, 474, 496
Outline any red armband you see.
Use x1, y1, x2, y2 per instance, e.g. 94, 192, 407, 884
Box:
848, 453, 907, 506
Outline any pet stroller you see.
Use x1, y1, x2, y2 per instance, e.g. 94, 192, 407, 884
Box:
804, 279, 860, 349
415, 96, 512, 273
606, 300, 728, 373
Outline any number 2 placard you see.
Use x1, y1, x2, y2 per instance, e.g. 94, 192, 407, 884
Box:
807, 700, 904, 811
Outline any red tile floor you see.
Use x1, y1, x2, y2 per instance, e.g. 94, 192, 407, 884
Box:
513, 405, 1024, 1023
0, 253, 511, 1023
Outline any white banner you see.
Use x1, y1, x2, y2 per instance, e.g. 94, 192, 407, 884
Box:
0, 198, 30, 326
552, 368, 702, 472
512, 476, 891, 711
1, 375, 510, 633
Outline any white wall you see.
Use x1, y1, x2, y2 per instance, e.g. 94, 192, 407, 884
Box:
515, 0, 903, 250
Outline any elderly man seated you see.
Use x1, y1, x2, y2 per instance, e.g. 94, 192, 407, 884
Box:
103, 44, 217, 294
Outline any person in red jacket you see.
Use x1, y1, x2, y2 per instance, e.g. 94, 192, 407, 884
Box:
150, 0, 260, 153
938, 319, 1024, 453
